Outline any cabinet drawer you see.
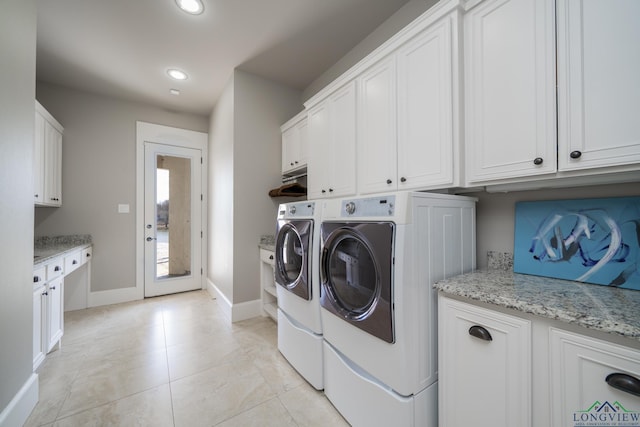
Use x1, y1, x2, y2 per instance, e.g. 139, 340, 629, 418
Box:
260, 249, 275, 265
33, 266, 46, 286
46, 257, 64, 280
64, 250, 82, 275
549, 328, 640, 426
81, 246, 92, 265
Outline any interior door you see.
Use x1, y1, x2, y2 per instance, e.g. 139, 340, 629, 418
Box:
144, 142, 202, 297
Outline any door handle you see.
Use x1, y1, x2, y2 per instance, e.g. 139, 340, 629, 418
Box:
146, 237, 157, 242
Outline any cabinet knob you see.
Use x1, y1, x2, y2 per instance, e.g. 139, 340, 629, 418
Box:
386, 179, 392, 184
570, 150, 582, 159
42, 291, 48, 296
533, 157, 544, 165
400, 177, 407, 183
294, 161, 299, 164
468, 325, 492, 341
73, 259, 78, 265
34, 276, 40, 283
329, 188, 334, 193
605, 373, 640, 397
86, 253, 91, 258
290, 162, 294, 166
35, 194, 39, 198
54, 266, 61, 272
269, 255, 274, 260
50, 286, 56, 290
321, 189, 326, 194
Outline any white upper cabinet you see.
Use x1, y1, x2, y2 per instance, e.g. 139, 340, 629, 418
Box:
464, 0, 557, 184
557, 0, 640, 171
281, 112, 308, 175
307, 82, 357, 199
35, 101, 63, 207
397, 14, 458, 190
357, 55, 398, 195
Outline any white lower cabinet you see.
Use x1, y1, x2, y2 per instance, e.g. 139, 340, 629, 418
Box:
32, 284, 45, 371
260, 248, 277, 321
46, 276, 64, 353
439, 295, 640, 427
549, 329, 640, 427
439, 296, 532, 427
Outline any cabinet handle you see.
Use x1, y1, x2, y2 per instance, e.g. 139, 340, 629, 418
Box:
73, 259, 78, 265
400, 177, 407, 183
269, 255, 274, 260
570, 150, 582, 159
42, 291, 48, 296
34, 276, 40, 283
605, 373, 640, 397
54, 266, 61, 272
50, 286, 56, 290
290, 162, 294, 166
35, 194, 39, 198
329, 188, 334, 193
294, 161, 298, 164
468, 325, 492, 341
321, 189, 326, 194
386, 179, 392, 184
533, 157, 543, 165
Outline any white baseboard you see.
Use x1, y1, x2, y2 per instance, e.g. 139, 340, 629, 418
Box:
0, 373, 38, 427
206, 278, 262, 322
88, 286, 142, 308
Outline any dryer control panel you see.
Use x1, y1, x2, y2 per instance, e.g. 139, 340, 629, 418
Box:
341, 195, 395, 217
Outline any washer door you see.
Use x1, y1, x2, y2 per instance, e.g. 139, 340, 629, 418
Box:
320, 222, 394, 343
275, 220, 312, 300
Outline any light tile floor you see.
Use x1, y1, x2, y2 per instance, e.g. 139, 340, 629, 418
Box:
25, 290, 349, 426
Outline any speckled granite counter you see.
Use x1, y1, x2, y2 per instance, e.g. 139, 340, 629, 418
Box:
34, 234, 92, 266
434, 269, 640, 341
259, 235, 275, 252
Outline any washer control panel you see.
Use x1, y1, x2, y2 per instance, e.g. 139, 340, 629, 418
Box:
278, 201, 315, 219
341, 195, 395, 217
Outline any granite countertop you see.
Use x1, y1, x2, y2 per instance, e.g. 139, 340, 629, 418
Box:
259, 235, 275, 252
34, 234, 92, 266
434, 269, 640, 342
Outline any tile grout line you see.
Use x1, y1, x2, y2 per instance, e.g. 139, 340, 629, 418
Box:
161, 301, 178, 427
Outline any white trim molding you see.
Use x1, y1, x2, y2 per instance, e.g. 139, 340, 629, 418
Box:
207, 278, 262, 322
0, 373, 38, 427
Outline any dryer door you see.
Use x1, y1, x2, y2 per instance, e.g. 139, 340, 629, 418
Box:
320, 222, 394, 343
275, 220, 312, 300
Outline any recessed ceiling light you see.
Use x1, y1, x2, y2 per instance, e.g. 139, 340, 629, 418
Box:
170, 89, 180, 96
176, 0, 204, 15
167, 69, 188, 80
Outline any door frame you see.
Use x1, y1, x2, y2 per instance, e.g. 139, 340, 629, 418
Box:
136, 121, 208, 299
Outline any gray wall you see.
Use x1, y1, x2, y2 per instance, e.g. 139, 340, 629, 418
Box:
34, 83, 208, 292
0, 0, 37, 414
303, 0, 439, 101
208, 69, 302, 305
470, 182, 640, 269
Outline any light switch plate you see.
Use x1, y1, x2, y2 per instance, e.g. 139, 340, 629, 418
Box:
118, 204, 130, 213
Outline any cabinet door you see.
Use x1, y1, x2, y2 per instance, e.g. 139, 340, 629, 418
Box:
439, 297, 531, 427
33, 285, 45, 370
46, 277, 64, 353
549, 329, 640, 427
397, 13, 457, 190
464, 0, 556, 184
307, 102, 330, 199
296, 118, 308, 171
43, 121, 62, 206
34, 111, 45, 204
357, 55, 397, 195
557, 0, 640, 171
327, 81, 357, 198
281, 125, 297, 174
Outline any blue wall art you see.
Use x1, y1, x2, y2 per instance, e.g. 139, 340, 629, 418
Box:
514, 196, 640, 290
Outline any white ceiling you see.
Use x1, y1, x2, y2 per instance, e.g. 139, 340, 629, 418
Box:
36, 0, 411, 116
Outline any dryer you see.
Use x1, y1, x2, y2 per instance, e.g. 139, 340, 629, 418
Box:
275, 200, 323, 390
319, 192, 476, 426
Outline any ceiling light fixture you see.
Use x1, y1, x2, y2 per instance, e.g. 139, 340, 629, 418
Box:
175, 0, 204, 15
170, 89, 180, 96
167, 69, 188, 80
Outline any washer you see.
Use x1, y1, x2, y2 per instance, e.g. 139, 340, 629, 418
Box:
319, 192, 476, 426
275, 200, 323, 390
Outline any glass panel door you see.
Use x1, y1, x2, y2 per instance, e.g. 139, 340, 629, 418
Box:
144, 142, 202, 297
